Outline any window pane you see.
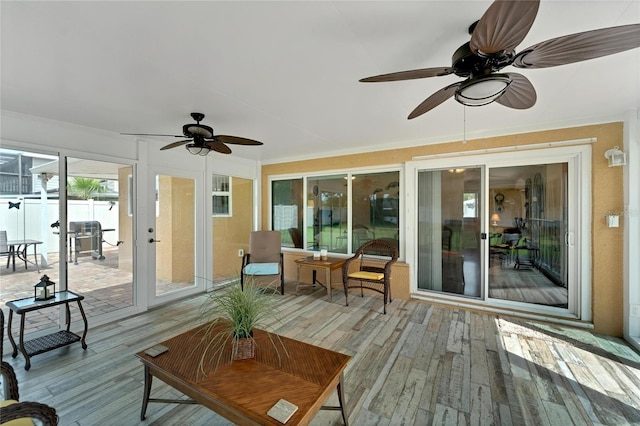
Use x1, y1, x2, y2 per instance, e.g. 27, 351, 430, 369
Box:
212, 195, 229, 215
308, 175, 347, 253
66, 157, 134, 314
272, 179, 303, 248
212, 174, 231, 216
352, 171, 399, 252
416, 167, 480, 297
488, 163, 568, 308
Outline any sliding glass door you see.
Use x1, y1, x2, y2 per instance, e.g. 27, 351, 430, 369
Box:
409, 145, 588, 319
487, 164, 569, 308
416, 167, 481, 297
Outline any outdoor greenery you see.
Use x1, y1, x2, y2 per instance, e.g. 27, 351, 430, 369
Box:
67, 177, 106, 200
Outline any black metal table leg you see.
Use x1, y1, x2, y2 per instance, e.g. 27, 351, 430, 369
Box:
7, 310, 18, 357
18, 313, 30, 370
77, 300, 88, 349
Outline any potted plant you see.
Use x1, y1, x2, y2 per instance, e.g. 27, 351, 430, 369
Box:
195, 278, 285, 374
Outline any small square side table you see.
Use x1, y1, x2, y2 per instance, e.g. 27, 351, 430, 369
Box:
295, 256, 345, 302
6, 290, 88, 370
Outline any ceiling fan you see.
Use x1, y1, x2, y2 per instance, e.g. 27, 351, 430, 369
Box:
360, 0, 640, 119
121, 112, 263, 156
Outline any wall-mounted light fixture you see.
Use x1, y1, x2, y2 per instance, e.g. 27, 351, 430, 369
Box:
604, 146, 627, 167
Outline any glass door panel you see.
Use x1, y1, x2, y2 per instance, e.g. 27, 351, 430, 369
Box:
0, 147, 61, 335
212, 175, 253, 284
487, 164, 568, 308
152, 173, 197, 297
66, 157, 135, 319
416, 167, 482, 297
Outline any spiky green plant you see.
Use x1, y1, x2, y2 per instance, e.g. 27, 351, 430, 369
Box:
195, 278, 286, 374
67, 177, 106, 200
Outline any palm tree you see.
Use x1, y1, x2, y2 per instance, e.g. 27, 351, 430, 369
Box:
67, 177, 106, 200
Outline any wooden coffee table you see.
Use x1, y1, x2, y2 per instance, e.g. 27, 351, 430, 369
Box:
136, 323, 350, 425
295, 256, 346, 302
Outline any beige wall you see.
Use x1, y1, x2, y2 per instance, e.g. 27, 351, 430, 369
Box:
118, 166, 133, 273
262, 122, 625, 336
156, 176, 195, 282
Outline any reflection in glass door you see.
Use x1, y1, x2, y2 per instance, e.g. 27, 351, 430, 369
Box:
416, 167, 482, 297
487, 164, 568, 308
212, 174, 253, 284
151, 172, 197, 297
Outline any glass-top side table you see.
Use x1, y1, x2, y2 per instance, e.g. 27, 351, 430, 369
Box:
6, 290, 88, 370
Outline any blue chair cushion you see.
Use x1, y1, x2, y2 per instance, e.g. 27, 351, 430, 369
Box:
243, 263, 280, 276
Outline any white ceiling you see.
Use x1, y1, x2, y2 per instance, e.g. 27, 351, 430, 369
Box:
2, 1, 639, 164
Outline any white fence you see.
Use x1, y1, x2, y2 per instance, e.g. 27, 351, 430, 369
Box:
0, 198, 119, 253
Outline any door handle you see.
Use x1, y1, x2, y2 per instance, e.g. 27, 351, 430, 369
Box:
148, 238, 161, 243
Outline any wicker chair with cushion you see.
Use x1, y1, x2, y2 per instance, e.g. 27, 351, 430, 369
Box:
342, 239, 398, 314
241, 231, 284, 295
1, 310, 58, 425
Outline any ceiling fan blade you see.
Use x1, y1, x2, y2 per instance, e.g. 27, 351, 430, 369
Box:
215, 135, 263, 146
408, 83, 461, 119
121, 133, 183, 137
470, 0, 540, 55
207, 141, 233, 154
495, 73, 536, 109
513, 23, 640, 69
360, 67, 455, 82
160, 140, 192, 150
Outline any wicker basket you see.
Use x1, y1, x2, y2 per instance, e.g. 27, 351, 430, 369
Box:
232, 337, 255, 360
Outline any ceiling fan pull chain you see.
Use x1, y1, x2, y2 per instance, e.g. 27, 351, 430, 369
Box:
463, 105, 467, 144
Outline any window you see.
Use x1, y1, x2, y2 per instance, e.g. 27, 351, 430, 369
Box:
352, 171, 399, 251
308, 174, 347, 253
212, 174, 231, 217
272, 179, 303, 248
270, 169, 400, 255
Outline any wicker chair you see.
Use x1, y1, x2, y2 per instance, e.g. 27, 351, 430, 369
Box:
342, 239, 398, 314
1, 310, 58, 425
241, 231, 284, 295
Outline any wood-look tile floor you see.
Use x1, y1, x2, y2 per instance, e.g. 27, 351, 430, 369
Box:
2, 282, 639, 425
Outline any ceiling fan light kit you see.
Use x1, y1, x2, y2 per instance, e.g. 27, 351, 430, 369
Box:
455, 74, 512, 106
360, 0, 640, 119
186, 144, 211, 156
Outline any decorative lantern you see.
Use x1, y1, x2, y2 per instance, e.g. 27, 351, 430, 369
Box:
34, 275, 56, 301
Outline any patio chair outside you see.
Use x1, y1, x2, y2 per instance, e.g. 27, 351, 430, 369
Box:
241, 230, 284, 295
0, 230, 15, 271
